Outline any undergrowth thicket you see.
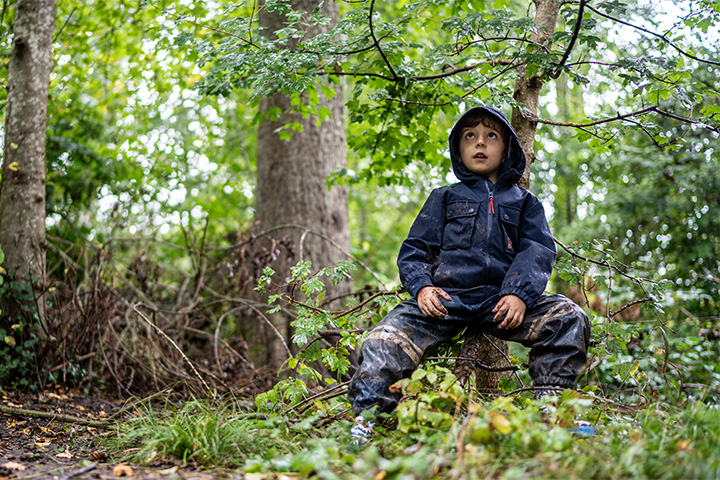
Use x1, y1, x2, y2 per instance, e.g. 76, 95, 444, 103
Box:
107, 245, 720, 479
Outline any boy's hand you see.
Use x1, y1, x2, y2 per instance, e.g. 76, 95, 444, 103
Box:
492, 295, 526, 329
417, 286, 452, 318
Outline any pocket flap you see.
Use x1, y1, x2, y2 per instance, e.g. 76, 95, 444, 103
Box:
446, 201, 480, 219
498, 204, 521, 226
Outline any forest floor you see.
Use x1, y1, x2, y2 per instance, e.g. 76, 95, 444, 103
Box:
0, 389, 233, 480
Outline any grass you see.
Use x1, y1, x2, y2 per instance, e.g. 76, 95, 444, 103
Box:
103, 378, 720, 479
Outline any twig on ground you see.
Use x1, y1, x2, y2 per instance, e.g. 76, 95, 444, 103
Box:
0, 406, 109, 429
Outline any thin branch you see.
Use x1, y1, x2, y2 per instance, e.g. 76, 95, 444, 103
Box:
329, 288, 403, 317
53, 7, 77, 43
425, 356, 519, 372
549, 0, 586, 78
0, 0, 8, 27
534, 106, 719, 133
463, 36, 551, 55
132, 303, 213, 395
377, 61, 521, 107
586, 4, 720, 67
58, 464, 98, 480
609, 297, 654, 318
214, 223, 387, 287
147, 2, 255, 47
554, 236, 658, 285
202, 286, 293, 359
0, 405, 109, 429
368, 0, 399, 81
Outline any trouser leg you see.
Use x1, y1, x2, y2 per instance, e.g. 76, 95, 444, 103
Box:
484, 294, 590, 388
348, 299, 464, 415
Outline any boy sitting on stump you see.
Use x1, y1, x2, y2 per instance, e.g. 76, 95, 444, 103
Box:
348, 106, 590, 441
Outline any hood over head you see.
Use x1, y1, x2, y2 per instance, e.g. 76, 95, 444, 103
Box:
448, 106, 526, 185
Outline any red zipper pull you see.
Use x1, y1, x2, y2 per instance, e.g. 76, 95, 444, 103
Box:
489, 196, 495, 214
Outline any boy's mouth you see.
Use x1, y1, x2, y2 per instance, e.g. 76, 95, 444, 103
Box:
474, 152, 487, 159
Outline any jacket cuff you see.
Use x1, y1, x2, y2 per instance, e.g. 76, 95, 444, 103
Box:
499, 286, 537, 308
404, 276, 434, 299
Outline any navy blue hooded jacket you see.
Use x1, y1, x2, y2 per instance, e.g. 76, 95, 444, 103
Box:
397, 106, 556, 308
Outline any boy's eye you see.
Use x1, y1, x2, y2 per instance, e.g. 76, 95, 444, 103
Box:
464, 132, 475, 139
488, 132, 497, 139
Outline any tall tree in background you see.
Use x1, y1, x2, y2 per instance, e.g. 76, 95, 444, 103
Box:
255, 0, 350, 369
0, 0, 56, 322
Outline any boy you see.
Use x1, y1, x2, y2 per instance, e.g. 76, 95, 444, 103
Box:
348, 106, 590, 440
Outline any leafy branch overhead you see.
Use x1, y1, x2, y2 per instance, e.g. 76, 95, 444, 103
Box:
172, 0, 720, 181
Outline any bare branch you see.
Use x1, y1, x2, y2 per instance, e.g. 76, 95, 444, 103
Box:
549, 0, 587, 78
368, 0, 399, 81
533, 106, 719, 133
586, 4, 720, 67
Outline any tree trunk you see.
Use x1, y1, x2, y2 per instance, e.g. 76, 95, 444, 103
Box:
456, 0, 563, 392
0, 0, 56, 324
253, 0, 350, 370
512, 0, 562, 188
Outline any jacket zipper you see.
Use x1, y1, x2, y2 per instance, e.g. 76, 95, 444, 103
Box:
487, 183, 495, 247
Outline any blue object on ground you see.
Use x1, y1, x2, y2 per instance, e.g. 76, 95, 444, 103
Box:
568, 424, 597, 436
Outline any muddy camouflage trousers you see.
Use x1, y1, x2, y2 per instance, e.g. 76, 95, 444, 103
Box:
348, 293, 590, 415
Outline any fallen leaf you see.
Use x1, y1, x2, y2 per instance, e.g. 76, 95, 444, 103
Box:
56, 449, 73, 459
245, 473, 267, 480
2, 462, 26, 471
388, 382, 402, 394
374, 471, 387, 480
676, 439, 692, 451
158, 466, 178, 475
44, 392, 67, 401
489, 412, 512, 434
113, 464, 133, 476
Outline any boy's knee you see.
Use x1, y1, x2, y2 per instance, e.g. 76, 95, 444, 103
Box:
532, 295, 589, 343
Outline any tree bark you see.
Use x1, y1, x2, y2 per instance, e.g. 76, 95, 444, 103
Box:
456, 0, 563, 391
512, 0, 562, 188
254, 0, 350, 370
0, 0, 56, 323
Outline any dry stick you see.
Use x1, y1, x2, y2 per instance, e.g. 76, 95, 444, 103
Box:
287, 381, 351, 414
203, 286, 293, 359
0, 406, 109, 429
213, 223, 386, 287
57, 463, 98, 480
131, 303, 212, 395
297, 388, 350, 416
424, 356, 519, 372
213, 305, 249, 372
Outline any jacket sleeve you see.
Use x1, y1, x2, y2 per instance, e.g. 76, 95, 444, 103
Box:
397, 189, 445, 298
499, 198, 556, 306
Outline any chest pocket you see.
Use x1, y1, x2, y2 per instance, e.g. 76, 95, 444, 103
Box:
442, 201, 480, 249
498, 204, 521, 254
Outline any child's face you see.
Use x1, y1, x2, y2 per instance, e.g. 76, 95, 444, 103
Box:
459, 121, 506, 183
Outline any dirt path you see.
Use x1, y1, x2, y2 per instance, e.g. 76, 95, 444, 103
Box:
0, 389, 237, 480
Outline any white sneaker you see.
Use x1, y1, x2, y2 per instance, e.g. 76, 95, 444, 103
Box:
350, 416, 375, 444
